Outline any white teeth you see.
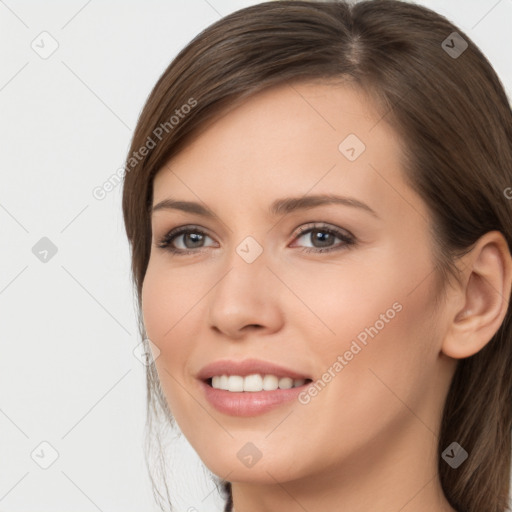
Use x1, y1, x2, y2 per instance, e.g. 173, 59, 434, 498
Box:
219, 375, 229, 389
228, 375, 244, 392
210, 374, 308, 392
262, 374, 279, 391
243, 374, 263, 391
278, 377, 293, 389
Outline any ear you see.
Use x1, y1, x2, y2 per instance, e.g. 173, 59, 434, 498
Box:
442, 231, 512, 359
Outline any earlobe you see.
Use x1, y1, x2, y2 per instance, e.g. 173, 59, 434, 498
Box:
441, 231, 512, 360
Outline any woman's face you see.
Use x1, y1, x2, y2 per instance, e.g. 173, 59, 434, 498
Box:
142, 82, 456, 484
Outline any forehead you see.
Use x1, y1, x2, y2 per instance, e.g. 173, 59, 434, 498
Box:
152, 81, 423, 223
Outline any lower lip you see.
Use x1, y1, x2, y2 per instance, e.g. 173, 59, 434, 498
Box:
200, 380, 311, 417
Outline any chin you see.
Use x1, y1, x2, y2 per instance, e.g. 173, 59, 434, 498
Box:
200, 450, 309, 485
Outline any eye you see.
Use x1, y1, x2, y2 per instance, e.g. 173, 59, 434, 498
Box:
156, 223, 356, 255
156, 225, 217, 254
291, 223, 356, 254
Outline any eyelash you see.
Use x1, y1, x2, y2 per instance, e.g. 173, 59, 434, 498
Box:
156, 223, 356, 256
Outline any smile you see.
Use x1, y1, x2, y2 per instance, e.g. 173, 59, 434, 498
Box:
209, 374, 310, 392
197, 358, 314, 416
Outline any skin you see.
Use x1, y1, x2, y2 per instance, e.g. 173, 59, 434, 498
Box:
141, 81, 512, 512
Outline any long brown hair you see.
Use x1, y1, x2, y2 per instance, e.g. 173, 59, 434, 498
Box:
121, 1, 512, 511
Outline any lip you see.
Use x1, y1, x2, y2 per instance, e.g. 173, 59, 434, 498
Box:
197, 358, 313, 417
199, 380, 312, 417
197, 358, 311, 381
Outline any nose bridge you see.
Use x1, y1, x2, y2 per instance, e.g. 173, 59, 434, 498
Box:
215, 232, 269, 303
207, 231, 283, 336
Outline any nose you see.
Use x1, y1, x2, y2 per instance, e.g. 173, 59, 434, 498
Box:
207, 247, 284, 340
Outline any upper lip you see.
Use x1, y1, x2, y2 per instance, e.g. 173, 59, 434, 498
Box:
197, 358, 312, 381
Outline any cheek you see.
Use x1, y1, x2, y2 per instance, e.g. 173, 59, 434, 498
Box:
141, 264, 196, 386
303, 250, 440, 420
292, 244, 440, 401
279, 263, 441, 475
141, 261, 199, 342
279, 247, 422, 349
141, 267, 194, 420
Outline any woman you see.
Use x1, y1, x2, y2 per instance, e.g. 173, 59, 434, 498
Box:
121, 1, 512, 511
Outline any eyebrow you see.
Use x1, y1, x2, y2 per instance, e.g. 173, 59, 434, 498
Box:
151, 194, 379, 219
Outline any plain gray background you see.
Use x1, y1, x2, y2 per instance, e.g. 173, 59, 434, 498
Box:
1, 1, 511, 511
